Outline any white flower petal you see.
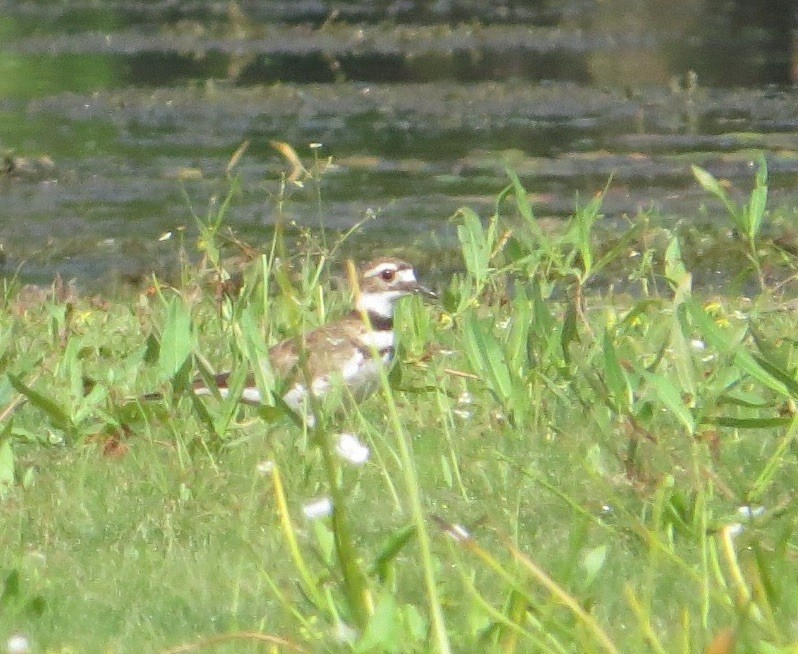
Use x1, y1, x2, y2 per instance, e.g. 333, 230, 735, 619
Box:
334, 621, 358, 643
256, 460, 274, 475
457, 391, 474, 405
303, 497, 333, 520
7, 634, 31, 654
737, 505, 764, 519
335, 433, 370, 465
726, 522, 744, 538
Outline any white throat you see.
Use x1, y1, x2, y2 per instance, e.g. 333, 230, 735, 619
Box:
357, 291, 404, 319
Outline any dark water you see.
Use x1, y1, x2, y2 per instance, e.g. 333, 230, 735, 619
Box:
1, 0, 797, 287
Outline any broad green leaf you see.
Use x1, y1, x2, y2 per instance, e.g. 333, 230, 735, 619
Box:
664, 237, 689, 290
560, 300, 579, 365
506, 288, 532, 374
507, 169, 535, 224
691, 164, 743, 229
580, 545, 608, 588
642, 370, 696, 434
60, 335, 84, 400
402, 604, 427, 642
213, 366, 252, 437
73, 384, 108, 425
530, 280, 557, 336
457, 208, 490, 286
665, 237, 693, 309
670, 305, 696, 398
310, 521, 335, 567
717, 391, 772, 409
749, 416, 798, 502
371, 524, 416, 580
462, 312, 513, 403
8, 374, 73, 433
706, 416, 791, 429
685, 302, 792, 399
746, 155, 768, 242
507, 169, 555, 257
753, 642, 795, 654
0, 432, 14, 496
591, 221, 642, 277
602, 329, 631, 411
691, 164, 727, 199
358, 593, 401, 651
240, 303, 276, 399
573, 187, 605, 277
157, 295, 193, 382
1, 570, 20, 603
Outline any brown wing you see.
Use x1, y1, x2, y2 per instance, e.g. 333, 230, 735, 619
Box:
191, 315, 373, 401
269, 316, 371, 386
266, 335, 301, 380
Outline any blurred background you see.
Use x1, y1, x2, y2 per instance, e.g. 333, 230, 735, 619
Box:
1, 0, 797, 287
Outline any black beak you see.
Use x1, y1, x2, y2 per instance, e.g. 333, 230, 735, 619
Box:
416, 283, 437, 299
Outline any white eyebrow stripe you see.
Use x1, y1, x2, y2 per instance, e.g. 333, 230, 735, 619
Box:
394, 268, 416, 283
362, 262, 401, 278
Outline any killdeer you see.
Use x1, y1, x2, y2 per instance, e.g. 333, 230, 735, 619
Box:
194, 257, 435, 423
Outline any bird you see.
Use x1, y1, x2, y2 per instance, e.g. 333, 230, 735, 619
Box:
193, 257, 435, 424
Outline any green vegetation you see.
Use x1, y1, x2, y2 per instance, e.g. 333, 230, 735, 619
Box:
2, 153, 798, 653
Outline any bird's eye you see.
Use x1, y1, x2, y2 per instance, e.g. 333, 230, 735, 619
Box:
380, 269, 395, 281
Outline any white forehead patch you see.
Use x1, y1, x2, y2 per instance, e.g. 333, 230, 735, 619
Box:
395, 268, 417, 283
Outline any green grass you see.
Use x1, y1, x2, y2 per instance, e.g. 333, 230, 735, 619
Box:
3, 155, 798, 653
